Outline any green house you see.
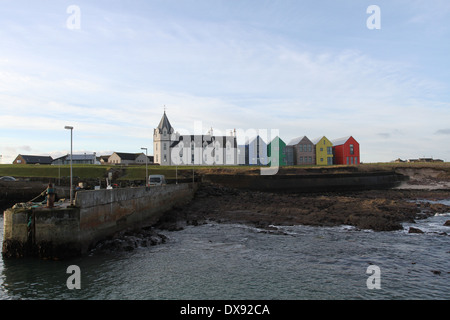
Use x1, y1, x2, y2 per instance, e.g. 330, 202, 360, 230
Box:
267, 136, 287, 166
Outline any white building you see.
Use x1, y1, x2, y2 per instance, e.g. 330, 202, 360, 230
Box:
108, 152, 150, 165
153, 112, 238, 165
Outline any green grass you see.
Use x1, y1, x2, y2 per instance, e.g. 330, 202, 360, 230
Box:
1, 162, 449, 181
0, 164, 111, 179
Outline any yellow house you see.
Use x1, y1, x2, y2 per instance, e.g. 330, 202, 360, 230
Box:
311, 136, 333, 165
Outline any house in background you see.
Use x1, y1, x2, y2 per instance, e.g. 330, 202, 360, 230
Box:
108, 152, 150, 165
287, 136, 315, 165
311, 136, 333, 166
52, 153, 99, 165
99, 155, 111, 164
246, 135, 268, 165
267, 136, 287, 167
331, 136, 360, 165
13, 154, 53, 165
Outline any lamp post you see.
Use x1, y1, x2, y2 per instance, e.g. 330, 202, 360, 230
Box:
64, 126, 73, 205
141, 147, 148, 186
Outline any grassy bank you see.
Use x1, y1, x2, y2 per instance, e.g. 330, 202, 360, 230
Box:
1, 162, 449, 181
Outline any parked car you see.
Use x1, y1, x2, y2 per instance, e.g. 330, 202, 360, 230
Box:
149, 175, 166, 186
0, 176, 17, 181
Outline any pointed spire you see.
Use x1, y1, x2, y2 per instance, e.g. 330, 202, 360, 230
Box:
157, 109, 174, 134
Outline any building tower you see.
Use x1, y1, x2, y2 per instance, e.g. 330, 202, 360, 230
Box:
153, 111, 174, 165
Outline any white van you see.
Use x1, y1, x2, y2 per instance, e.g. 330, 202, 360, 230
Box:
149, 175, 166, 186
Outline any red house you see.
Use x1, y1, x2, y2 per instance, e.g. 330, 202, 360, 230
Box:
331, 136, 360, 165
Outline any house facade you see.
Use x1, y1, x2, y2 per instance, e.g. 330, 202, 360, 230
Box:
246, 135, 268, 165
153, 111, 238, 165
108, 152, 149, 165
311, 136, 333, 166
52, 153, 99, 165
267, 136, 287, 166
287, 136, 315, 165
13, 154, 53, 165
331, 136, 360, 165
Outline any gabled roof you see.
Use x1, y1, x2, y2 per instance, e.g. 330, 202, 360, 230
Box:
287, 136, 311, 146
245, 135, 267, 145
331, 136, 352, 146
113, 152, 144, 161
310, 136, 331, 145
156, 111, 174, 134
18, 154, 53, 164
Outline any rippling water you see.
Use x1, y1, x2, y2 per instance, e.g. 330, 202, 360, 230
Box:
1, 206, 449, 300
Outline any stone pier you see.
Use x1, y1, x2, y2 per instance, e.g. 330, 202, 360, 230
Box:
2, 183, 197, 259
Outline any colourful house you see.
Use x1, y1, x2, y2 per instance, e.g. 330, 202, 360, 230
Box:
246, 135, 268, 165
331, 136, 360, 165
267, 136, 287, 166
286, 136, 315, 165
311, 136, 333, 165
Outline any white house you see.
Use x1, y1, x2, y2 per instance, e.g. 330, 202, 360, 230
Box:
153, 112, 238, 166
108, 152, 150, 165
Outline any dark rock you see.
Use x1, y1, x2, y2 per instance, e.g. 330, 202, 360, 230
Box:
431, 270, 441, 275
444, 220, 450, 226
408, 227, 424, 234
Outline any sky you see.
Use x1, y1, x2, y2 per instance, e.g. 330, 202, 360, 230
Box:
0, 0, 449, 164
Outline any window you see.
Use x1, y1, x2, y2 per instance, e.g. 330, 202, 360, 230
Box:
350, 144, 354, 155
320, 158, 324, 163
156, 155, 158, 162
355, 156, 358, 164
156, 144, 158, 151
327, 147, 332, 155
163, 155, 167, 162
308, 144, 312, 152
320, 148, 323, 152
299, 156, 303, 163
346, 157, 349, 164
164, 143, 166, 151
191, 154, 194, 163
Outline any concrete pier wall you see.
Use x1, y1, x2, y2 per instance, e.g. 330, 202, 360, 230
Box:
2, 183, 197, 259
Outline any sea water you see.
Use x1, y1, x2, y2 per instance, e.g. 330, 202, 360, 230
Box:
1, 207, 449, 300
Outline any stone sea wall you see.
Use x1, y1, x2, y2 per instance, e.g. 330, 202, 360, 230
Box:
2, 183, 197, 259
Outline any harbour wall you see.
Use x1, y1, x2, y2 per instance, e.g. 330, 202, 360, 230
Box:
203, 171, 408, 193
2, 183, 197, 259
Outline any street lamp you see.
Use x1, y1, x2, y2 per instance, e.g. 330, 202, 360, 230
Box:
141, 147, 148, 186
64, 126, 74, 205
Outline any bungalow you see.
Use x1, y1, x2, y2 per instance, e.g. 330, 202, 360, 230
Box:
52, 153, 99, 165
108, 152, 151, 165
287, 136, 315, 165
13, 154, 53, 165
311, 136, 333, 166
331, 136, 360, 165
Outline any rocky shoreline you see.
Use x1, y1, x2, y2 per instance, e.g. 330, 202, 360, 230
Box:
155, 182, 450, 233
